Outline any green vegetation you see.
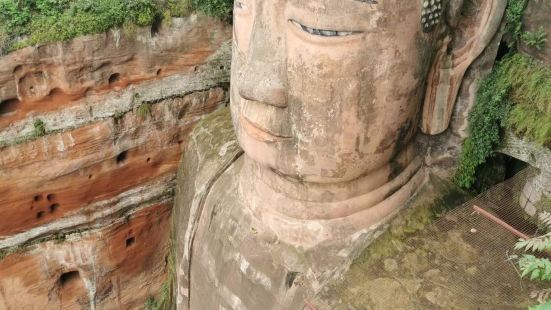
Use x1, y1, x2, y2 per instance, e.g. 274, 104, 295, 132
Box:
454, 60, 512, 189
143, 282, 171, 310
167, 0, 192, 17
33, 118, 47, 137
509, 104, 551, 147
530, 301, 551, 310
137, 102, 152, 118
455, 53, 551, 189
505, 0, 529, 48
0, 0, 233, 53
522, 28, 548, 51
0, 0, 158, 52
515, 212, 551, 308
455, 0, 551, 190
192, 0, 232, 21
143, 239, 175, 310
494, 53, 551, 146
503, 52, 551, 113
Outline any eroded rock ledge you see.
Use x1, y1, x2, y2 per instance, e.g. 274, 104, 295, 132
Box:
0, 14, 231, 309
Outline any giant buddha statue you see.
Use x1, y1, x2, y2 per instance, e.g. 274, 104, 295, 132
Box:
173, 0, 506, 309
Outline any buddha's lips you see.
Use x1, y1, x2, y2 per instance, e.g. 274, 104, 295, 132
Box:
240, 115, 292, 143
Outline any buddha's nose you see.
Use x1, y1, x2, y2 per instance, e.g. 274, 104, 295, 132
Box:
238, 69, 287, 108
237, 28, 287, 108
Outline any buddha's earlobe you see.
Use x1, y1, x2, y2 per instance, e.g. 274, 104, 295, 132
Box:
420, 0, 507, 135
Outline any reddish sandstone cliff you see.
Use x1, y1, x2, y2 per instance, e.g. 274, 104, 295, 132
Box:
0, 14, 231, 309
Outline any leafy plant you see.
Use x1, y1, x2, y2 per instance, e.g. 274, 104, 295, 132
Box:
0, 0, 233, 52
33, 119, 47, 137
515, 212, 551, 308
454, 59, 512, 189
192, 0, 233, 21
517, 254, 551, 281
455, 53, 551, 189
166, 0, 192, 17
0, 0, 31, 35
127, 0, 157, 26
142, 243, 174, 310
453, 0, 534, 189
522, 28, 548, 51
136, 102, 151, 118
144, 296, 158, 310
509, 105, 551, 147
530, 300, 551, 310
516, 233, 551, 254
505, 0, 529, 48
503, 54, 551, 147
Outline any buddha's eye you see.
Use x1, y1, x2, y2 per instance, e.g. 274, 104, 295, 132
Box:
290, 19, 360, 37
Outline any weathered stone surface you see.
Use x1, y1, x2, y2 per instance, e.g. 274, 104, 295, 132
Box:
421, 23, 505, 179
171, 1, 514, 309
0, 202, 171, 310
499, 132, 551, 173
173, 107, 242, 309
0, 14, 232, 309
520, 0, 551, 64
0, 88, 225, 239
420, 0, 506, 135
174, 108, 423, 309
0, 39, 231, 146
519, 170, 551, 216
0, 15, 230, 130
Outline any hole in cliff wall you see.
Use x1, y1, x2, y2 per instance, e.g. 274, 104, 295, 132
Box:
36, 211, 46, 219
495, 40, 511, 61
146, 157, 151, 163
285, 271, 299, 289
108, 73, 121, 85
47, 193, 56, 202
57, 270, 86, 305
13, 65, 23, 74
472, 153, 529, 193
156, 68, 162, 76
0, 98, 21, 116
151, 15, 163, 37
59, 271, 81, 287
504, 154, 529, 180
84, 87, 93, 97
50, 203, 59, 213
88, 174, 93, 179
47, 88, 66, 99
126, 236, 135, 247
34, 194, 43, 202
116, 150, 128, 164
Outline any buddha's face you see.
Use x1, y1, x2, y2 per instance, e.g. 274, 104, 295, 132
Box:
230, 0, 497, 183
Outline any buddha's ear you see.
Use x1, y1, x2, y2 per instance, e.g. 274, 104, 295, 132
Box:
421, 0, 507, 135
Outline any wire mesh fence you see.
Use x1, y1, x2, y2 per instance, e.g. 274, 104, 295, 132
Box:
315, 167, 550, 309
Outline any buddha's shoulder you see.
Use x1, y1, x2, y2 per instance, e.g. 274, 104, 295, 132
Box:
174, 106, 243, 210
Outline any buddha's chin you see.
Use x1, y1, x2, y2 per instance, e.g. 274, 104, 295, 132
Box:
238, 132, 377, 184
